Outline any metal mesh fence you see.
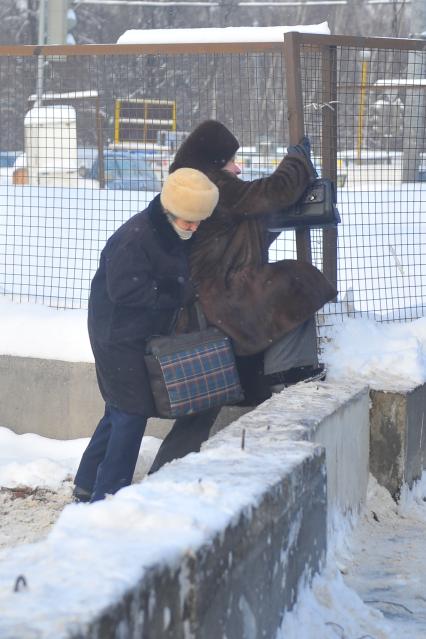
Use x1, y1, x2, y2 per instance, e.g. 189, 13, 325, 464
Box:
0, 37, 426, 326
296, 38, 426, 324
0, 46, 292, 308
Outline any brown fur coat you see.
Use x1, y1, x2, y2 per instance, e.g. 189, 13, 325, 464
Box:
171, 121, 337, 355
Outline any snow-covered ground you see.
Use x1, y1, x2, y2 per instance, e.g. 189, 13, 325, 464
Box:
271, 181, 426, 322
1, 423, 425, 638
0, 298, 426, 636
2, 176, 426, 323
279, 473, 426, 639
0, 184, 155, 308
0, 428, 161, 551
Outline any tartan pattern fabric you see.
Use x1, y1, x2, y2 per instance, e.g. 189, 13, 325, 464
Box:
159, 339, 241, 415
146, 331, 243, 417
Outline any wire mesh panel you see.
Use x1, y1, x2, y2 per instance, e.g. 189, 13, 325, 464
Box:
338, 46, 426, 322
1, 37, 425, 324
296, 38, 426, 327
0, 45, 293, 309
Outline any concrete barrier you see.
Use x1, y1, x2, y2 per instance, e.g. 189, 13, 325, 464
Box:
0, 351, 370, 519
0, 425, 327, 639
370, 384, 426, 498
0, 355, 102, 440
0, 354, 251, 440
206, 382, 370, 521
75, 447, 327, 639
0, 376, 370, 639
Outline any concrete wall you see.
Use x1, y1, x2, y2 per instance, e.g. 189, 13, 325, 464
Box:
0, 353, 370, 521
206, 381, 370, 521
3, 350, 423, 504
80, 450, 327, 639
4, 353, 426, 636
370, 385, 426, 497
0, 355, 103, 440
0, 354, 250, 440
61, 382, 372, 637
0, 355, 372, 639
312, 387, 370, 517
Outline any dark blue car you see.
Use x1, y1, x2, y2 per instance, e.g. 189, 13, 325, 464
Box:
0, 151, 19, 168
90, 150, 161, 192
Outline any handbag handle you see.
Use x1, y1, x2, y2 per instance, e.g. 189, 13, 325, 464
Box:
194, 300, 208, 331
167, 299, 207, 336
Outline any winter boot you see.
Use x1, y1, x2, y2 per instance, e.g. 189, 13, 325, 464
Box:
266, 364, 326, 393
72, 485, 92, 503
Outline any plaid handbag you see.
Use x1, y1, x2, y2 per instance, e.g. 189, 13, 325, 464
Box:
145, 308, 243, 418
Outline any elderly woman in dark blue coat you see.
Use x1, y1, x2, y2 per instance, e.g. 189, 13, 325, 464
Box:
73, 168, 219, 502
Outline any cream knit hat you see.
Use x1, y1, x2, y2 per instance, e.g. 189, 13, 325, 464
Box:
160, 168, 219, 222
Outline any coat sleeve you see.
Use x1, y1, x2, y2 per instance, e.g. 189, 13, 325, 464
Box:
104, 238, 181, 310
215, 153, 314, 218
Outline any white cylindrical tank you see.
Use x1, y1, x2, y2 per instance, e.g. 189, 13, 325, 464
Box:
24, 105, 78, 186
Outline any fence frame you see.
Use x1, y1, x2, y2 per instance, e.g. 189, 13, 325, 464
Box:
1, 33, 426, 310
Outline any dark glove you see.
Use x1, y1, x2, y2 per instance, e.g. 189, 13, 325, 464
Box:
286, 135, 318, 178
287, 135, 311, 160
299, 135, 311, 157
157, 277, 181, 301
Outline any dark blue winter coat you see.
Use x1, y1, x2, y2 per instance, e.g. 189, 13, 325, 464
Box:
88, 194, 193, 415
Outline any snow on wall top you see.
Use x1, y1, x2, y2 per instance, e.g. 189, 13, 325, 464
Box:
117, 22, 330, 45
0, 391, 325, 638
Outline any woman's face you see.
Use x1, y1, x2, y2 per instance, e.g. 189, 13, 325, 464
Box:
223, 156, 242, 175
173, 217, 201, 232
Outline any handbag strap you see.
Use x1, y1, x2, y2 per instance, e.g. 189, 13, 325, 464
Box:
194, 300, 208, 330
167, 300, 207, 335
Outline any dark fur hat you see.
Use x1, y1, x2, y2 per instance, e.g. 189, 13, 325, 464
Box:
169, 120, 239, 173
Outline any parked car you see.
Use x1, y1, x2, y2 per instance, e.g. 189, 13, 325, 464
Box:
89, 150, 161, 192
0, 151, 19, 168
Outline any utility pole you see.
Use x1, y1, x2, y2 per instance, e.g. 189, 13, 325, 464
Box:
402, 0, 426, 182
47, 0, 77, 45
35, 1, 77, 106
36, 0, 47, 105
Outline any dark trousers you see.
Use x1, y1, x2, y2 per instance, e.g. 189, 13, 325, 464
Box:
263, 317, 318, 375
75, 405, 220, 500
148, 407, 220, 474
74, 404, 148, 502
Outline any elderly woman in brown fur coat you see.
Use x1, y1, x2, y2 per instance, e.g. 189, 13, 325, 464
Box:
170, 120, 337, 404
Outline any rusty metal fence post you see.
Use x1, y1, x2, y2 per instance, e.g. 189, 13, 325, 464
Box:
283, 31, 312, 264
321, 44, 338, 295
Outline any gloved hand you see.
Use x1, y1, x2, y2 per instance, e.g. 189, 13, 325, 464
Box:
286, 135, 318, 178
299, 135, 312, 157
158, 276, 197, 306
287, 135, 310, 160
157, 277, 181, 301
